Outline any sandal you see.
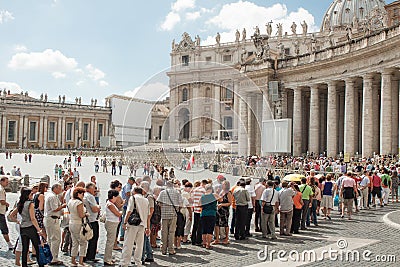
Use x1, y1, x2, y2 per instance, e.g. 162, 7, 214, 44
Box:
205, 245, 213, 250
211, 241, 219, 245
222, 240, 230, 245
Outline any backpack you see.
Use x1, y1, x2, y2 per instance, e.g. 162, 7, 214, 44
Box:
151, 201, 161, 225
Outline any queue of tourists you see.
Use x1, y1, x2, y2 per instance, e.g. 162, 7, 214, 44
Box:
0, 153, 398, 266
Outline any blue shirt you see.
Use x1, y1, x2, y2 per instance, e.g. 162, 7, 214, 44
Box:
200, 194, 217, 217
122, 183, 132, 208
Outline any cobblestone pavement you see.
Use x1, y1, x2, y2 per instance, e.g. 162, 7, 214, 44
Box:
0, 154, 399, 266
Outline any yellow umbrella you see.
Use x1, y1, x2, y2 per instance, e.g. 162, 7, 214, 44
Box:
283, 173, 305, 182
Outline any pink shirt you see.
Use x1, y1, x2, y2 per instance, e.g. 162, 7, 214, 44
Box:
254, 183, 265, 200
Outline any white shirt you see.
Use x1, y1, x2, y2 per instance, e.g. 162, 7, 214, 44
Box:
44, 191, 62, 217
106, 201, 120, 223
245, 184, 256, 209
0, 185, 6, 214
261, 188, 279, 205
127, 194, 150, 228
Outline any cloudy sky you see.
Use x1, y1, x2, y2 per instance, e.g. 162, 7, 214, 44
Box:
0, 0, 396, 104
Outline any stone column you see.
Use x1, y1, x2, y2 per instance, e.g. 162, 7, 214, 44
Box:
214, 85, 221, 138
309, 85, 320, 155
233, 82, 240, 140
191, 84, 199, 139
90, 119, 94, 147
247, 95, 254, 154
238, 95, 249, 156
380, 69, 393, 155
344, 78, 356, 156
293, 87, 303, 156
79, 118, 83, 148
61, 117, 66, 149
39, 116, 44, 147
93, 119, 98, 147
58, 117, 62, 148
168, 87, 177, 141
327, 81, 338, 157
43, 116, 48, 149
19, 115, 24, 148
1, 115, 6, 148
372, 80, 380, 154
362, 74, 374, 157
23, 116, 28, 148
391, 77, 399, 155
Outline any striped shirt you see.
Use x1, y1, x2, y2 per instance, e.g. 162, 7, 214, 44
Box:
191, 186, 206, 213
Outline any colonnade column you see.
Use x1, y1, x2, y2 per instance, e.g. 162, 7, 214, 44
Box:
380, 69, 393, 155
19, 116, 24, 148
362, 74, 374, 157
93, 119, 98, 147
214, 85, 221, 138
23, 116, 28, 148
1, 115, 6, 148
191, 84, 200, 138
327, 81, 338, 157
344, 78, 356, 156
391, 76, 399, 155
61, 117, 66, 149
309, 85, 320, 155
168, 87, 177, 141
39, 116, 44, 147
58, 117, 62, 148
293, 87, 303, 156
238, 95, 249, 156
43, 116, 48, 149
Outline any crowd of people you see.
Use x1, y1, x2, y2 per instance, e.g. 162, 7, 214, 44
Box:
0, 152, 399, 267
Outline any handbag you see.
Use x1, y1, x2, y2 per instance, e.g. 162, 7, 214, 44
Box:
38, 238, 53, 265
80, 216, 94, 241
127, 196, 142, 226
262, 189, 275, 214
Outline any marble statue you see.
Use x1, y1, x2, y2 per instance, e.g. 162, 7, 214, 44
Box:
44, 94, 48, 102
267, 22, 273, 36
242, 28, 246, 41
254, 26, 260, 36
195, 35, 201, 46
352, 15, 359, 30
291, 22, 297, 35
216, 32, 221, 45
276, 23, 283, 37
235, 29, 240, 42
301, 20, 308, 35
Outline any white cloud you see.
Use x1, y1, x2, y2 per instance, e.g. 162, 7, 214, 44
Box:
186, 11, 201, 21
172, 0, 195, 12
76, 81, 85, 86
14, 45, 28, 52
124, 82, 169, 101
0, 10, 14, 24
205, 1, 316, 43
161, 12, 181, 31
52, 72, 66, 79
99, 80, 109, 87
8, 49, 78, 72
85, 64, 105, 81
0, 81, 22, 92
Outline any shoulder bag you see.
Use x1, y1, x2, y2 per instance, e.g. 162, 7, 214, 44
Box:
166, 190, 185, 227
263, 189, 275, 214
127, 196, 142, 226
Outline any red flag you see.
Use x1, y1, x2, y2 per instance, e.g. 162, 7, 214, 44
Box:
186, 153, 194, 170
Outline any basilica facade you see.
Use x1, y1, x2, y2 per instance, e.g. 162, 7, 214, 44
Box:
167, 0, 400, 157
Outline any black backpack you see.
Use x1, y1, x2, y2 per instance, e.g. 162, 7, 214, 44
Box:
151, 201, 161, 225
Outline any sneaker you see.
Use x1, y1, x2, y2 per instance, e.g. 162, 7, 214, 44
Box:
145, 258, 154, 262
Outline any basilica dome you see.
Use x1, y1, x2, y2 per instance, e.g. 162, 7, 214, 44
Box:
320, 0, 387, 32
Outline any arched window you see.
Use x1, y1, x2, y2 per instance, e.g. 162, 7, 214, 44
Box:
182, 88, 188, 102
